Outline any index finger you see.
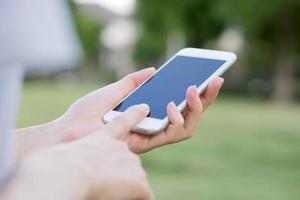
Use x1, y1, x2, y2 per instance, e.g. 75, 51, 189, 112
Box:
200, 77, 224, 110
105, 104, 150, 139
90, 67, 156, 114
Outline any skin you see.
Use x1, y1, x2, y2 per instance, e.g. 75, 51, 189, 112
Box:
16, 67, 223, 157
4, 105, 154, 200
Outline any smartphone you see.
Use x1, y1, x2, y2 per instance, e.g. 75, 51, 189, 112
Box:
103, 48, 237, 135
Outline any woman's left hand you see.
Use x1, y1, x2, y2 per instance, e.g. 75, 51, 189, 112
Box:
17, 67, 223, 156
57, 67, 223, 153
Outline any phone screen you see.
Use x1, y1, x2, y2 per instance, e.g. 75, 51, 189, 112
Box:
114, 55, 226, 119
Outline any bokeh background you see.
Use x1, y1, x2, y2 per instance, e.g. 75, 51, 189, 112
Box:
15, 0, 300, 199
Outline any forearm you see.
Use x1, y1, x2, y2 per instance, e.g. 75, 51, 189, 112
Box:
15, 121, 63, 159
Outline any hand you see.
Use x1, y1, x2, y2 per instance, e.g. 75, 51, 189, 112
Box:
15, 68, 156, 158
16, 67, 223, 156
57, 67, 223, 153
126, 77, 224, 153
6, 115, 154, 200
55, 67, 156, 143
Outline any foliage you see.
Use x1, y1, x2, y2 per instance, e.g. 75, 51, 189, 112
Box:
134, 0, 225, 64
70, 2, 101, 62
216, 0, 300, 68
135, 0, 300, 100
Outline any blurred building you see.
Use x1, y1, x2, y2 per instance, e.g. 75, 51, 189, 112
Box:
0, 0, 82, 77
75, 0, 137, 79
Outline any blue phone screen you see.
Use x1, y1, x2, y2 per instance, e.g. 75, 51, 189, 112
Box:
114, 56, 225, 119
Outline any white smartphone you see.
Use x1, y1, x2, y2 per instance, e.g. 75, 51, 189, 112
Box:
103, 48, 237, 135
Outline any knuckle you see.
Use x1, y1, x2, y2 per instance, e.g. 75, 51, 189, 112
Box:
128, 105, 140, 113
117, 115, 130, 125
124, 74, 137, 88
136, 105, 146, 113
129, 105, 145, 115
123, 74, 131, 83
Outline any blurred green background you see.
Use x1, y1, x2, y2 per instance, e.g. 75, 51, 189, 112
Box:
18, 0, 300, 199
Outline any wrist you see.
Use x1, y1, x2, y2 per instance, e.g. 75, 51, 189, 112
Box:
15, 121, 63, 159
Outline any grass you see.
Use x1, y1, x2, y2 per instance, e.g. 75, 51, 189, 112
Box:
18, 80, 300, 200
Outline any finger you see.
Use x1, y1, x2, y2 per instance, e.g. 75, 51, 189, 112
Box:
101, 67, 155, 111
200, 77, 224, 110
146, 102, 185, 148
156, 102, 185, 143
183, 85, 203, 132
106, 104, 150, 139
84, 67, 155, 113
168, 101, 184, 127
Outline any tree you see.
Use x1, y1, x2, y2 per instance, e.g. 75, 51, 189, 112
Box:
70, 2, 101, 64
136, 0, 300, 102
216, 0, 300, 102
134, 0, 224, 66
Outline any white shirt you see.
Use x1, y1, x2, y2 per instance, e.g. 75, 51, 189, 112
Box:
0, 0, 81, 188
0, 64, 23, 188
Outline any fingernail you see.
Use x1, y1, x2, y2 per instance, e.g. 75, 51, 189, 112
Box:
169, 101, 181, 118
139, 103, 150, 113
170, 101, 176, 109
219, 77, 224, 85
192, 85, 198, 96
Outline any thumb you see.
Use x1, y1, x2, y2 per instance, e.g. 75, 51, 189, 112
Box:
105, 104, 150, 139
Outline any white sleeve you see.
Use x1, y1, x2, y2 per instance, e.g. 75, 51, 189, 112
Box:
0, 63, 23, 188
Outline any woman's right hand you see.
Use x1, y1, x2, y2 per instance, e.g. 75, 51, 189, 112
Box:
70, 130, 154, 200
5, 104, 153, 200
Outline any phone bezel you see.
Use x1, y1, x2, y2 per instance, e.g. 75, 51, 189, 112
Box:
103, 48, 237, 134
